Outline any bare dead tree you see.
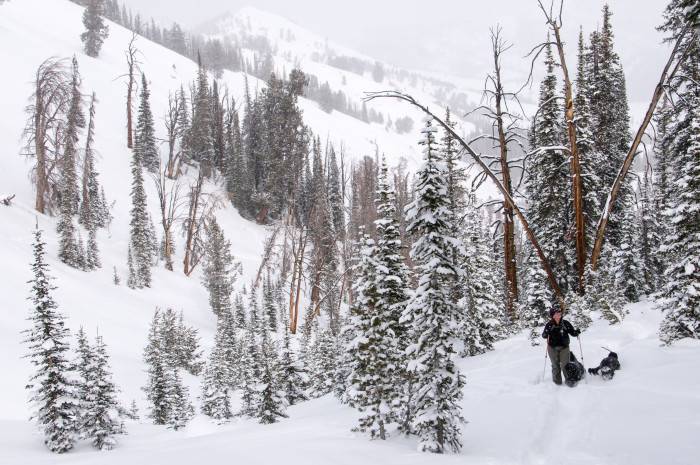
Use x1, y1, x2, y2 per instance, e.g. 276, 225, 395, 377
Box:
22, 57, 71, 214
470, 27, 528, 321
288, 218, 309, 334
253, 225, 282, 288
152, 164, 187, 271
182, 170, 220, 276
365, 90, 568, 310
537, 0, 586, 293
121, 33, 140, 150
164, 91, 185, 179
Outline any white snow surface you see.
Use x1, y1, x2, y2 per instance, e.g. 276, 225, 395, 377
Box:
0, 1, 699, 464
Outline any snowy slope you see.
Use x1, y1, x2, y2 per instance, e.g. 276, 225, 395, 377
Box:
1, 2, 699, 465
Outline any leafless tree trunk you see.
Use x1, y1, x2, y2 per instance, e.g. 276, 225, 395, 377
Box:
538, 0, 586, 294
288, 223, 309, 334
22, 58, 70, 214
152, 165, 185, 271
164, 91, 184, 179
124, 33, 139, 150
490, 29, 520, 320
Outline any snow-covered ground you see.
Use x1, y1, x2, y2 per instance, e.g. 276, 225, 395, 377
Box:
1, 297, 698, 465
0, 1, 698, 464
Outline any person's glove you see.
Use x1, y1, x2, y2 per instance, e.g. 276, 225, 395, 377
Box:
572, 329, 581, 337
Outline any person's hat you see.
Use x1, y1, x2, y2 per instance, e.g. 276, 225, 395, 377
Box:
549, 308, 562, 318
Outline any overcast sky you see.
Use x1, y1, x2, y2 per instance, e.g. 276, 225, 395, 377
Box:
120, 0, 670, 112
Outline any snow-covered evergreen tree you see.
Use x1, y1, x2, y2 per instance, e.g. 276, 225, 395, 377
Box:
525, 42, 573, 311
659, 83, 700, 344
200, 309, 237, 421
308, 326, 340, 398
23, 228, 78, 453
128, 101, 152, 288
201, 217, 237, 318
135, 73, 159, 172
81, 0, 109, 58
277, 321, 308, 406
402, 118, 465, 453
459, 192, 501, 356
57, 57, 85, 269
81, 333, 122, 450
80, 93, 103, 269
262, 273, 278, 332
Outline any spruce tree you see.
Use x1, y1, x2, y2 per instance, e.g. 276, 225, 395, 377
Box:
23, 228, 78, 453
143, 311, 169, 424
82, 333, 122, 450
659, 83, 700, 344
81, 0, 109, 58
262, 273, 278, 332
129, 108, 152, 288
308, 326, 340, 398
327, 145, 344, 237
202, 218, 237, 318
402, 118, 465, 453
57, 58, 85, 269
189, 54, 215, 177
79, 93, 104, 269
135, 73, 159, 173
524, 43, 572, 322
347, 232, 393, 439
277, 321, 308, 406
460, 192, 501, 356
201, 308, 237, 421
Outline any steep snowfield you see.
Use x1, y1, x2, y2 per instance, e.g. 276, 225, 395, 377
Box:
0, 1, 699, 465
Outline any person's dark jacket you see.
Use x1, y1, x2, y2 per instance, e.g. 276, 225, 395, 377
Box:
542, 319, 579, 347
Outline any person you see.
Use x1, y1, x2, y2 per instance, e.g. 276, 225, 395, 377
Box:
542, 308, 580, 385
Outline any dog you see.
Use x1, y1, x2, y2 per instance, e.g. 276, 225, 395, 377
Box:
587, 350, 621, 380
563, 352, 585, 387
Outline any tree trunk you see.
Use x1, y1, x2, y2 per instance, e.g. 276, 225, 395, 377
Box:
492, 36, 519, 321
549, 18, 586, 294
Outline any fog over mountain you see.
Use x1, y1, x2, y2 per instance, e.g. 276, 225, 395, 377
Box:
121, 0, 669, 116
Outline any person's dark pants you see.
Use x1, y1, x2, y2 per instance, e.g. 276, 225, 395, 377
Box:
547, 345, 570, 385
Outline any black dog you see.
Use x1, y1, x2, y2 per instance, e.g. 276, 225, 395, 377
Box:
587, 350, 621, 380
563, 352, 585, 387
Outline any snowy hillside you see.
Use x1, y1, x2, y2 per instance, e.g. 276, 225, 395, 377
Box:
1, 1, 699, 465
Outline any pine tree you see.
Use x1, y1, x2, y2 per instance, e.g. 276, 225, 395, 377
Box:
347, 232, 393, 439
587, 5, 635, 253
327, 145, 344, 237
262, 273, 278, 332
135, 73, 159, 172
143, 311, 169, 424
57, 57, 85, 269
81, 333, 122, 450
460, 192, 501, 356
659, 82, 700, 344
202, 218, 237, 318
81, 0, 109, 58
238, 323, 261, 417
254, 324, 287, 424
201, 307, 237, 421
23, 228, 78, 453
79, 94, 103, 270
129, 107, 152, 288
402, 118, 465, 453
189, 54, 215, 177
308, 326, 340, 398
277, 321, 308, 406
233, 292, 247, 329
